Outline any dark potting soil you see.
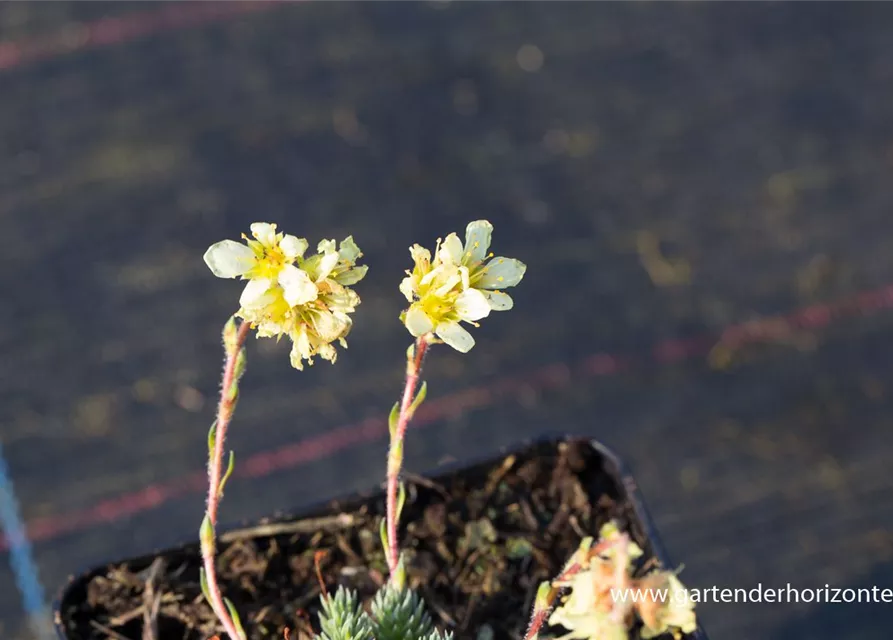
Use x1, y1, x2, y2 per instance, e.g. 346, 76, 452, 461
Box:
57, 440, 683, 640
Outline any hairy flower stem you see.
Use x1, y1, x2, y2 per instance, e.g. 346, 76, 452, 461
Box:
386, 335, 429, 578
523, 538, 614, 640
202, 320, 251, 640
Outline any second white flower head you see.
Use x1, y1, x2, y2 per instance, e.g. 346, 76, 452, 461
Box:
399, 220, 526, 353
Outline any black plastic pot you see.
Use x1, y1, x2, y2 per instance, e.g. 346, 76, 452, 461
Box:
54, 436, 709, 640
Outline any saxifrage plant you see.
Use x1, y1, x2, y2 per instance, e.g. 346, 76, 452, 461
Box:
198, 220, 697, 640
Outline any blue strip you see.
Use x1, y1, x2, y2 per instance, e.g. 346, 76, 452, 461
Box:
0, 441, 53, 639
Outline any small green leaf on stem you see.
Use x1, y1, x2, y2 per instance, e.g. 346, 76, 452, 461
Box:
379, 519, 389, 557
224, 597, 248, 640
208, 421, 217, 457
534, 581, 552, 608
406, 343, 415, 361
199, 567, 212, 603
227, 381, 240, 404
200, 514, 215, 549
392, 554, 407, 591
396, 482, 407, 523
218, 451, 236, 498
233, 349, 247, 381
222, 316, 239, 354
408, 381, 427, 418
387, 440, 403, 477
388, 402, 400, 439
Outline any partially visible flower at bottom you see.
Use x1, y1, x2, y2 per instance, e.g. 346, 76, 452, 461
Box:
548, 596, 629, 640
548, 553, 629, 640
546, 521, 696, 640
634, 572, 697, 640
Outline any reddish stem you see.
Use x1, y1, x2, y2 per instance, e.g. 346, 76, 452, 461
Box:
385, 335, 429, 578
202, 320, 251, 640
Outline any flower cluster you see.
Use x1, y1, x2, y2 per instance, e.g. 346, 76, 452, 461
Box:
399, 220, 526, 352
548, 522, 696, 640
203, 222, 367, 370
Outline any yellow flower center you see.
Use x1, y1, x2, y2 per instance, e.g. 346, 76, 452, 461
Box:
243, 236, 291, 281
417, 291, 459, 325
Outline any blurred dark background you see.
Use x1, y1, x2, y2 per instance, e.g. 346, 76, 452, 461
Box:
3, 2, 893, 639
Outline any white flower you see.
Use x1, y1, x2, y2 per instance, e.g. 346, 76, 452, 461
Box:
204, 222, 316, 311
549, 577, 629, 640
203, 224, 367, 370
399, 220, 525, 352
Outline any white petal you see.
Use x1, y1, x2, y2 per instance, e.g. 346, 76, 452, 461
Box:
399, 275, 417, 302
477, 257, 527, 289
404, 306, 434, 337
455, 288, 491, 322
255, 320, 285, 338
434, 267, 462, 297
327, 288, 360, 314
317, 239, 337, 254
335, 264, 368, 286
483, 290, 513, 311
289, 328, 311, 370
203, 240, 256, 278
316, 250, 340, 281
438, 233, 464, 266
338, 236, 362, 264
435, 321, 475, 353
279, 235, 308, 260
332, 310, 353, 331
318, 342, 338, 363
312, 310, 347, 342
239, 278, 273, 308
278, 264, 318, 306
420, 267, 441, 288
463, 220, 493, 265
409, 244, 431, 267
250, 222, 278, 247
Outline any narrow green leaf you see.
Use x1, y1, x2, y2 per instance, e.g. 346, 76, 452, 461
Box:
200, 514, 215, 549
222, 316, 238, 354
392, 554, 406, 591
199, 567, 212, 604
207, 421, 217, 457
396, 482, 407, 523
387, 440, 403, 478
218, 451, 236, 498
388, 402, 400, 439
535, 581, 552, 608
227, 381, 240, 404
233, 349, 247, 381
224, 597, 248, 640
379, 519, 389, 557
408, 381, 427, 417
